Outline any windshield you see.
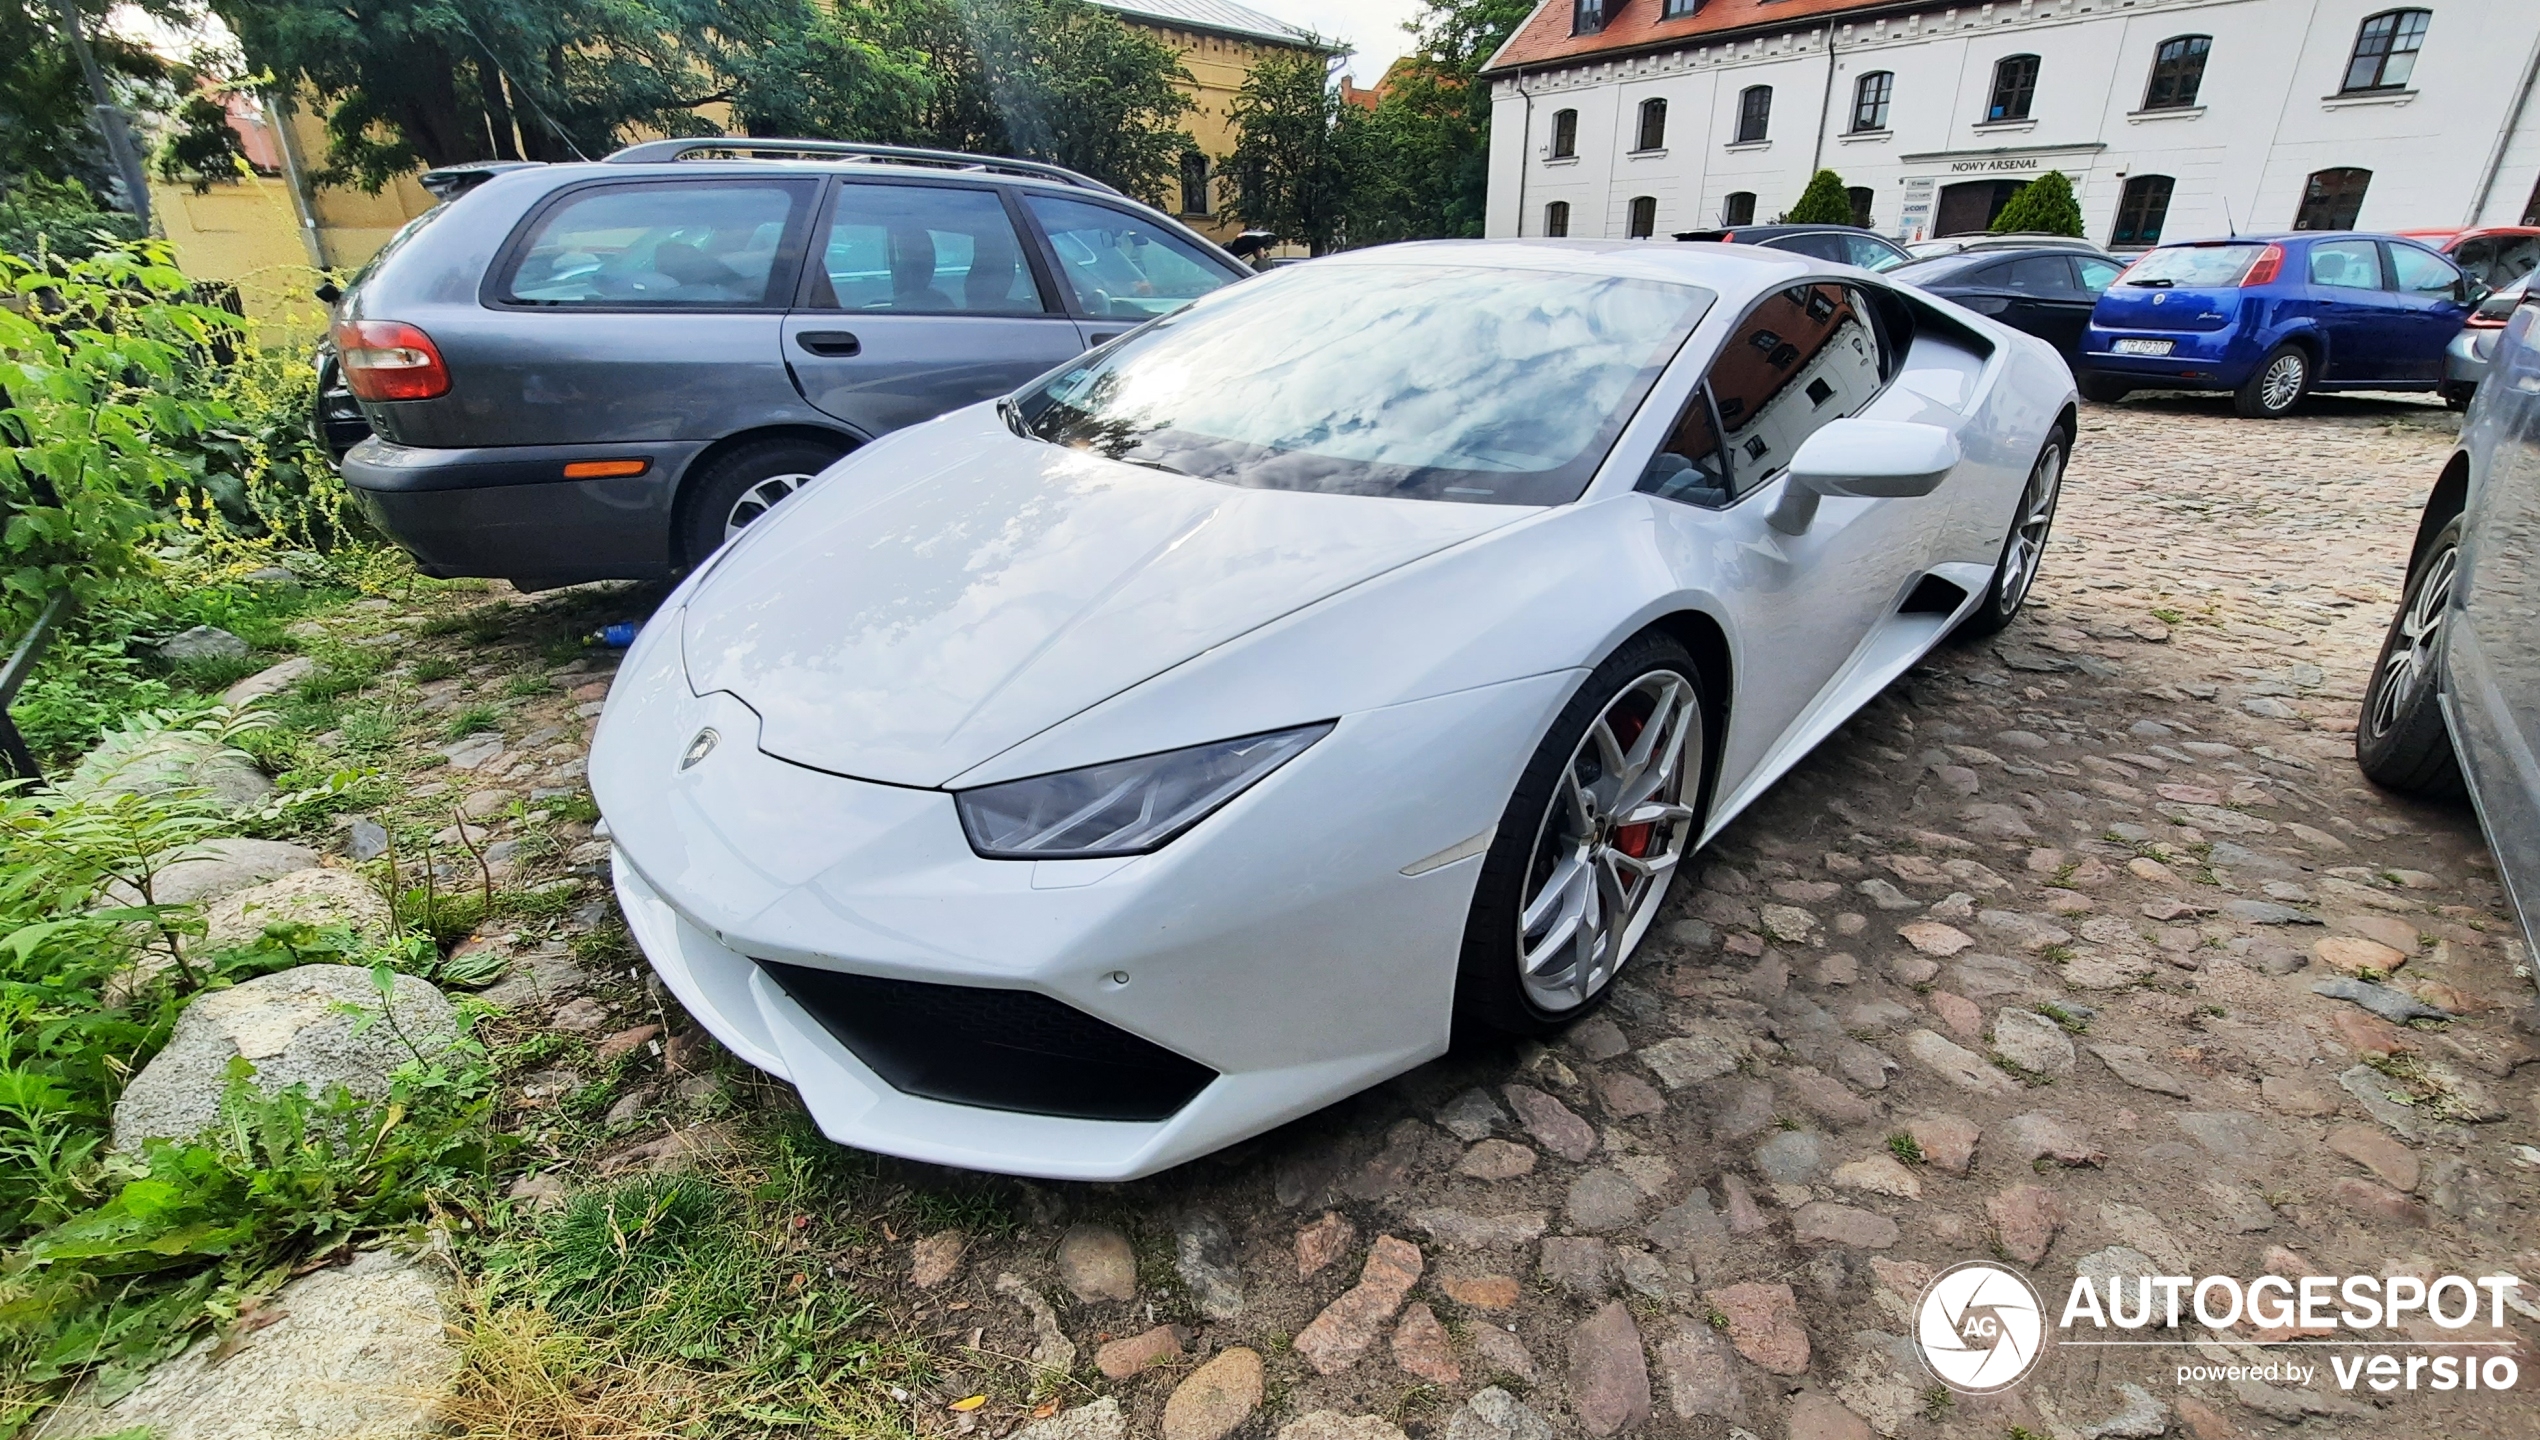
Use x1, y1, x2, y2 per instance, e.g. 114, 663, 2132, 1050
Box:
1013, 263, 1712, 506
2124, 244, 2268, 288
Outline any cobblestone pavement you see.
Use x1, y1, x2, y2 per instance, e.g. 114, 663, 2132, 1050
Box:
421, 394, 2538, 1440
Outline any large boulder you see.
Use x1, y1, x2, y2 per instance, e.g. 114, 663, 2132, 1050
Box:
112, 964, 458, 1150
200, 868, 393, 953
67, 727, 271, 809
30, 1246, 454, 1440
152, 625, 249, 664
103, 838, 320, 909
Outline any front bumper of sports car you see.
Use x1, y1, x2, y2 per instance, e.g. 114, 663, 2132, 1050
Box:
593, 610, 1574, 1180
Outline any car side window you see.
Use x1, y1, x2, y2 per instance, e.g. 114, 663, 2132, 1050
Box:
809, 183, 1047, 314
503, 183, 799, 306
1643, 283, 1885, 507
2306, 240, 2382, 290
1844, 235, 1900, 270
1636, 383, 1734, 507
2003, 256, 2075, 295
2076, 256, 2122, 292
2385, 243, 2462, 297
1770, 233, 1848, 263
1023, 195, 1235, 321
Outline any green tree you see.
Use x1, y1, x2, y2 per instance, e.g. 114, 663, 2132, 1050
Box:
1991, 170, 2084, 236
1785, 168, 1854, 225
0, 0, 175, 206
155, 93, 252, 194
1341, 0, 1533, 242
1228, 48, 1351, 254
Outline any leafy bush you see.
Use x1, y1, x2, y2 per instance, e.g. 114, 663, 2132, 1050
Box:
0, 177, 144, 264
1785, 169, 1855, 225
1991, 171, 2084, 237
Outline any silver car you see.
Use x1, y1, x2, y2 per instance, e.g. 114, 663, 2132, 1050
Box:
2359, 285, 2540, 951
330, 140, 1249, 590
2443, 275, 2527, 407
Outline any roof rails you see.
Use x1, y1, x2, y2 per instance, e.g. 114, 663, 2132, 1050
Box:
601, 138, 1123, 196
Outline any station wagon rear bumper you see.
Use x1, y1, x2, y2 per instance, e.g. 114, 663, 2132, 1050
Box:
342, 437, 702, 589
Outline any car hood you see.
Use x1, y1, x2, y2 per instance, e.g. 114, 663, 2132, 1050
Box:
680, 409, 1529, 787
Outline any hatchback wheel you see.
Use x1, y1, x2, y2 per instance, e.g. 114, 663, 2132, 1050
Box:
1456, 634, 1705, 1037
2356, 516, 2466, 798
2235, 344, 2309, 419
677, 437, 849, 567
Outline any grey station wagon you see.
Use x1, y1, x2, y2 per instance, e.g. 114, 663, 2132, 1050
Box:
332, 140, 1251, 589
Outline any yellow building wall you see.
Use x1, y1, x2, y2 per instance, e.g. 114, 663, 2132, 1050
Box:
1124, 21, 1326, 243
146, 173, 333, 341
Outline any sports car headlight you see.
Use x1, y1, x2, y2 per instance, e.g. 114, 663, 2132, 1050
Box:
955, 723, 1334, 859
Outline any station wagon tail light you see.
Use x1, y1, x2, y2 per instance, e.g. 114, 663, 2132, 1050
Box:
2238, 245, 2285, 287
333, 319, 450, 401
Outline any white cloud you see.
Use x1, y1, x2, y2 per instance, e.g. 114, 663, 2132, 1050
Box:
1245, 0, 1431, 84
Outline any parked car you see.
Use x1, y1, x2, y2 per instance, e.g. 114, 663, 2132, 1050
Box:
2356, 285, 2540, 957
591, 240, 2080, 1178
1891, 246, 2126, 360
1904, 233, 2109, 261
2443, 274, 2528, 406
2077, 233, 2485, 417
329, 139, 1251, 590
2395, 225, 2540, 289
1672, 223, 1913, 272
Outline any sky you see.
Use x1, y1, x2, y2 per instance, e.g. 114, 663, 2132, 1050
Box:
1249, 0, 1432, 84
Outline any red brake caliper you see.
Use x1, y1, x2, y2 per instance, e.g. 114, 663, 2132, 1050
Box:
1607, 702, 1655, 858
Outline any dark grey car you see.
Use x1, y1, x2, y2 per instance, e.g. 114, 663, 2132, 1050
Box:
2358, 286, 2540, 955
334, 140, 1250, 589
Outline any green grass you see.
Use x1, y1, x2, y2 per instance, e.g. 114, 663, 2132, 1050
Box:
1886, 1132, 1925, 1165
505, 674, 554, 698
441, 704, 504, 740
2035, 1001, 2091, 1034
411, 655, 461, 683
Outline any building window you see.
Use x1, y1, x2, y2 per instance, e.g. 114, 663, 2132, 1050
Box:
1179, 152, 1210, 216
2143, 35, 2210, 109
1636, 98, 1667, 152
1628, 195, 1658, 238
2295, 167, 2372, 230
1847, 186, 1875, 228
1735, 86, 1772, 144
1545, 200, 1571, 237
1662, 0, 1699, 16
1723, 191, 1756, 226
1572, 0, 1605, 36
1550, 108, 1579, 159
1987, 54, 2040, 122
2110, 174, 2174, 247
2343, 10, 2429, 92
1850, 72, 1892, 132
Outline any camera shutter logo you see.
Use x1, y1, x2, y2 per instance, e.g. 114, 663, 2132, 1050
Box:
1915, 1261, 2047, 1393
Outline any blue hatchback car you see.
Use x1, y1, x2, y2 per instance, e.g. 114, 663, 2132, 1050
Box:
2078, 233, 2485, 417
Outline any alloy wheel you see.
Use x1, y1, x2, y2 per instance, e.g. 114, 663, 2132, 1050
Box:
2260, 353, 2306, 413
1517, 670, 1702, 1013
2368, 542, 2456, 740
1997, 440, 2063, 616
724, 472, 818, 543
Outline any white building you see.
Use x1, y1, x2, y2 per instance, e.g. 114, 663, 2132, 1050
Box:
1480, 0, 2540, 250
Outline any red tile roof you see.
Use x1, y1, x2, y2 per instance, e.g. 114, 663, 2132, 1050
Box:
1483, 0, 1903, 76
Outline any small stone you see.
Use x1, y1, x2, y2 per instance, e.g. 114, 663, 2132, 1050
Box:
1595, 1069, 1665, 1117
2175, 1395, 2241, 1440
1706, 1281, 1809, 1375
1175, 1210, 1245, 1320
1641, 1034, 1743, 1089
507, 1172, 568, 1210
1761, 905, 1819, 944
550, 995, 609, 1032
1057, 1224, 1137, 1303
2330, 1006, 2412, 1057
1437, 1088, 1507, 1141
594, 1024, 660, 1064
2315, 976, 2452, 1022
1294, 1236, 1423, 1374
1930, 990, 1983, 1039
602, 1085, 654, 1128
1298, 1211, 1354, 1278
1409, 1208, 1548, 1250
2330, 1177, 2429, 1226
1444, 1387, 1555, 1440
1540, 1236, 1611, 1298
1998, 1111, 2106, 1167
1720, 1175, 1766, 1234
1987, 1184, 2066, 1263
1655, 1315, 1743, 1421
1793, 1201, 1898, 1249
1782, 1068, 1874, 1126
1902, 1029, 2018, 1093
1858, 878, 1920, 912
1899, 921, 1974, 956
1161, 1346, 1262, 1440
2261, 1073, 2342, 1116
1786, 1393, 1873, 1440
1096, 1325, 1184, 1379
1992, 1008, 2075, 1075
1644, 1189, 1726, 1252
1831, 1154, 1922, 1200
2077, 1383, 2167, 1440
1461, 1139, 1537, 1179
1567, 1016, 1631, 1060
2087, 1044, 2193, 1098
2315, 935, 2407, 975
2339, 913, 2423, 953
1887, 954, 1940, 984
1566, 1168, 1644, 1231
1906, 1114, 1978, 1174
1392, 1302, 1459, 1384
157, 624, 249, 662
2326, 1124, 2419, 1191
1440, 1273, 1521, 1309
911, 1231, 965, 1288
1471, 1327, 1538, 1383
1017, 1400, 1128, 1440
1503, 1083, 1597, 1161
1279, 1414, 1406, 1440
1568, 1300, 1652, 1437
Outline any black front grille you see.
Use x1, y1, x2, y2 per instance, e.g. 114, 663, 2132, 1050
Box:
758, 962, 1217, 1123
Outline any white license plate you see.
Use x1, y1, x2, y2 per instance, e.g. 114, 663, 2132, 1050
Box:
2113, 338, 2174, 356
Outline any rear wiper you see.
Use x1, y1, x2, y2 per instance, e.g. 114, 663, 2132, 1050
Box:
2126, 278, 2175, 288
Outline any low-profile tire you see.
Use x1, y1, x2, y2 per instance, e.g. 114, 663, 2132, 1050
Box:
1953, 423, 2069, 640
675, 436, 849, 568
2356, 515, 2467, 799
2440, 381, 2476, 411
2077, 373, 2131, 404
2234, 344, 2310, 419
1454, 633, 1707, 1039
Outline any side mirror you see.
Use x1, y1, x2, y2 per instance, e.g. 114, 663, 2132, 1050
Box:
1768, 420, 1961, 534
314, 279, 343, 306
2461, 277, 2493, 308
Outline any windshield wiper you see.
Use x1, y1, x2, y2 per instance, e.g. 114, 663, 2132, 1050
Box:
1111, 453, 1192, 478
2126, 278, 2176, 288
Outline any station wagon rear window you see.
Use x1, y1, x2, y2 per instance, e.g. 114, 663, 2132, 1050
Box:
503, 184, 797, 306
